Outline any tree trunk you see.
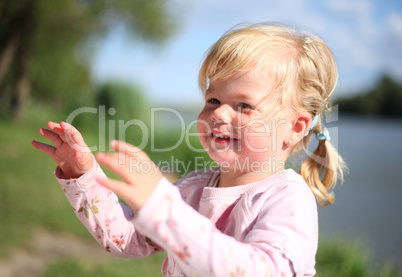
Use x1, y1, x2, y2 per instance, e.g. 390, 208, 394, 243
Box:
11, 73, 30, 123
0, 35, 19, 85
11, 45, 30, 123
7, 0, 37, 122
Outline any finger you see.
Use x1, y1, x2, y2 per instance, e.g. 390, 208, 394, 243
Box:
74, 151, 94, 172
39, 128, 63, 147
96, 152, 135, 184
59, 121, 91, 154
110, 140, 145, 158
111, 141, 162, 178
60, 121, 86, 146
47, 121, 63, 133
47, 121, 61, 130
48, 121, 82, 145
31, 140, 56, 157
47, 121, 67, 141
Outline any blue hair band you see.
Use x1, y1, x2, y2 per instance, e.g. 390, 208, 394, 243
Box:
316, 128, 331, 141
305, 115, 318, 137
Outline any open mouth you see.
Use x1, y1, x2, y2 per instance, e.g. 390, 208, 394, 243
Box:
213, 133, 231, 139
210, 132, 238, 144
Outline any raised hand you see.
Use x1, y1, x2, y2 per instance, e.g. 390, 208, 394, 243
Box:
32, 121, 94, 179
95, 140, 163, 212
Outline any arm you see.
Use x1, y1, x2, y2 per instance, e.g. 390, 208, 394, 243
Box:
96, 141, 316, 276
57, 160, 162, 257
90, 142, 315, 277
32, 121, 161, 257
132, 178, 313, 277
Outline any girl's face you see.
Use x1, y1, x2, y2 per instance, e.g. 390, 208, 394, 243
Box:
197, 69, 290, 173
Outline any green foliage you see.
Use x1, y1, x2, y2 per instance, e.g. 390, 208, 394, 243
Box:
96, 81, 150, 123
95, 0, 179, 44
316, 239, 402, 277
335, 75, 402, 117
0, 0, 179, 121
29, 1, 94, 104
316, 239, 370, 276
92, 81, 152, 148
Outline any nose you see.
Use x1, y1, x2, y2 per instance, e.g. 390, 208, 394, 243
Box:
211, 104, 233, 123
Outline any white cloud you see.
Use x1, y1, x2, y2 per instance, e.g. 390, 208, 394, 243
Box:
325, 0, 372, 15
331, 27, 377, 69
387, 12, 402, 42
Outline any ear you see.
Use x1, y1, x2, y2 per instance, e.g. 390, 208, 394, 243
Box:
287, 112, 312, 145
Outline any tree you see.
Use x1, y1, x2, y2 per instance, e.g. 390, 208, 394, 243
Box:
335, 75, 402, 117
95, 81, 151, 147
0, 0, 178, 122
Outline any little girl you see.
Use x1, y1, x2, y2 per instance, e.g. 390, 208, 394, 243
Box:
32, 23, 346, 276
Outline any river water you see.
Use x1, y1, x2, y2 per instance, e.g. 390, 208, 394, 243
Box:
317, 115, 402, 267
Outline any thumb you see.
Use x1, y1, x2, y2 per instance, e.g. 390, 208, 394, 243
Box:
75, 151, 94, 172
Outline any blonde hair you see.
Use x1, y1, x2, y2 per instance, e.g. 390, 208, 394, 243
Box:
199, 23, 346, 206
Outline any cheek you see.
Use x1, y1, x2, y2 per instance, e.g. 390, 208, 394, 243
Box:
242, 133, 271, 155
241, 123, 283, 156
197, 112, 210, 146
197, 111, 209, 134
197, 106, 211, 125
232, 113, 254, 128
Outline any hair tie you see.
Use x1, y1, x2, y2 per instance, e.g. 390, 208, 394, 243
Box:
316, 128, 331, 141
305, 115, 318, 137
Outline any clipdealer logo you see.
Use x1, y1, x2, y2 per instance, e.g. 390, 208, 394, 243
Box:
61, 105, 341, 172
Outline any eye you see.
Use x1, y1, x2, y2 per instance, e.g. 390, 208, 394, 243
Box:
238, 102, 254, 110
207, 98, 220, 104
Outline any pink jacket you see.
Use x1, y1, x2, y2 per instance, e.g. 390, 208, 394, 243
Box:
56, 161, 318, 276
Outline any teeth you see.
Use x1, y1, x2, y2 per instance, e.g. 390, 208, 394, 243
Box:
214, 134, 230, 139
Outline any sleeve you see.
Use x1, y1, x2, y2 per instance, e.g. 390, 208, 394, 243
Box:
56, 161, 162, 258
133, 177, 315, 277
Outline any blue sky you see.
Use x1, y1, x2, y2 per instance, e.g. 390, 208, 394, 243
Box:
91, 0, 402, 107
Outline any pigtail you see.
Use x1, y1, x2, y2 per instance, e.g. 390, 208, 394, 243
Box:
197, 23, 347, 206
300, 125, 347, 206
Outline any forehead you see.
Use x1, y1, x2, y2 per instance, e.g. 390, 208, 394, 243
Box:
206, 69, 273, 100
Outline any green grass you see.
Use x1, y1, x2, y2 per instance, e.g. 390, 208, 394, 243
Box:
316, 239, 402, 277
0, 103, 93, 256
39, 239, 402, 277
42, 253, 166, 277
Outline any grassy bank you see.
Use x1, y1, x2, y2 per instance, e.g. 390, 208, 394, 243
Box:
42, 253, 166, 277
316, 239, 401, 277
0, 104, 93, 256
41, 240, 402, 277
